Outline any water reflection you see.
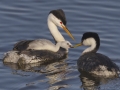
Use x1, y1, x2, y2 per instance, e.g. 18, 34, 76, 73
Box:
3, 59, 69, 90
79, 71, 117, 90
45, 61, 69, 90
79, 71, 100, 90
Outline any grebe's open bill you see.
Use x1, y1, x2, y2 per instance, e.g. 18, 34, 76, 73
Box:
61, 25, 75, 40
72, 42, 83, 48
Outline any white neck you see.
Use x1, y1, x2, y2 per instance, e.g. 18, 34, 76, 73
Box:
82, 38, 96, 55
47, 14, 65, 42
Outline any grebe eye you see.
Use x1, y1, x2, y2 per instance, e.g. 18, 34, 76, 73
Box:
60, 22, 62, 24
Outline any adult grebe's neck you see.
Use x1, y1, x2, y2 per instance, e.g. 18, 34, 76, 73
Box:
82, 44, 96, 55
47, 14, 65, 42
82, 38, 99, 55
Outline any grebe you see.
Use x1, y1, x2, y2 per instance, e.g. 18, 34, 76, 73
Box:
3, 9, 74, 64
4, 40, 72, 64
13, 9, 74, 51
74, 32, 119, 77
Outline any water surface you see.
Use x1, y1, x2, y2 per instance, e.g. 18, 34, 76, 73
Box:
0, 0, 120, 90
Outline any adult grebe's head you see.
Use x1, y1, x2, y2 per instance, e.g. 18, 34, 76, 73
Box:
73, 32, 100, 54
48, 9, 74, 40
49, 9, 66, 27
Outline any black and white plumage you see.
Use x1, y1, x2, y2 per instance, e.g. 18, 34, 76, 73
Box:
13, 9, 74, 51
75, 32, 120, 77
3, 9, 74, 64
3, 47, 68, 64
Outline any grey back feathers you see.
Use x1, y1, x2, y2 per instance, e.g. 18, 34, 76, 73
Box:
78, 52, 119, 72
13, 40, 33, 51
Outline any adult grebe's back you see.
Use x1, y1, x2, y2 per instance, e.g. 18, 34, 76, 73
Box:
3, 40, 72, 64
74, 32, 119, 77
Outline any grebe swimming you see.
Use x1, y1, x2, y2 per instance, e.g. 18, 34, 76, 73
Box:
4, 40, 72, 64
3, 9, 74, 64
74, 32, 119, 77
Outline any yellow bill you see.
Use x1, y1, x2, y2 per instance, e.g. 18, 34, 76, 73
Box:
73, 42, 83, 48
61, 25, 74, 40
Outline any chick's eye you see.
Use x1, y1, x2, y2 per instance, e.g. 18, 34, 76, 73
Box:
67, 43, 69, 45
60, 22, 62, 24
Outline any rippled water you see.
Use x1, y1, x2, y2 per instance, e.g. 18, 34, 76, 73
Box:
0, 0, 120, 90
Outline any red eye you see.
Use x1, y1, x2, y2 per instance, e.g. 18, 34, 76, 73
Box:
60, 22, 62, 24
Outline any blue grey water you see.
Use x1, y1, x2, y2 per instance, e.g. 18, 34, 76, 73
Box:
0, 0, 120, 90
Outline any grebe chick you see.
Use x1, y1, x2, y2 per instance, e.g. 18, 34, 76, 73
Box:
74, 32, 119, 77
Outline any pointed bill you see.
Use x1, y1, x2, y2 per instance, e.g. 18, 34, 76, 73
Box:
61, 25, 74, 40
73, 42, 83, 48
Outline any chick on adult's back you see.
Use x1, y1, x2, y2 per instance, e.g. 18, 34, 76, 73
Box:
74, 32, 119, 77
3, 9, 74, 64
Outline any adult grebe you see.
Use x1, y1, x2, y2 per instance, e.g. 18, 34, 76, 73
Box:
3, 9, 74, 64
3, 40, 72, 64
74, 32, 119, 77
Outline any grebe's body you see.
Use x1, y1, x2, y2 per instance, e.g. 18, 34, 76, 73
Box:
75, 32, 119, 77
3, 9, 74, 64
3, 47, 68, 64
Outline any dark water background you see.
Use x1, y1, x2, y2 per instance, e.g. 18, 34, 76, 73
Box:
0, 0, 120, 90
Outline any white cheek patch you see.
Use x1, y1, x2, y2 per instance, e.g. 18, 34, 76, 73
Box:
82, 38, 96, 54
83, 39, 90, 46
83, 38, 95, 46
